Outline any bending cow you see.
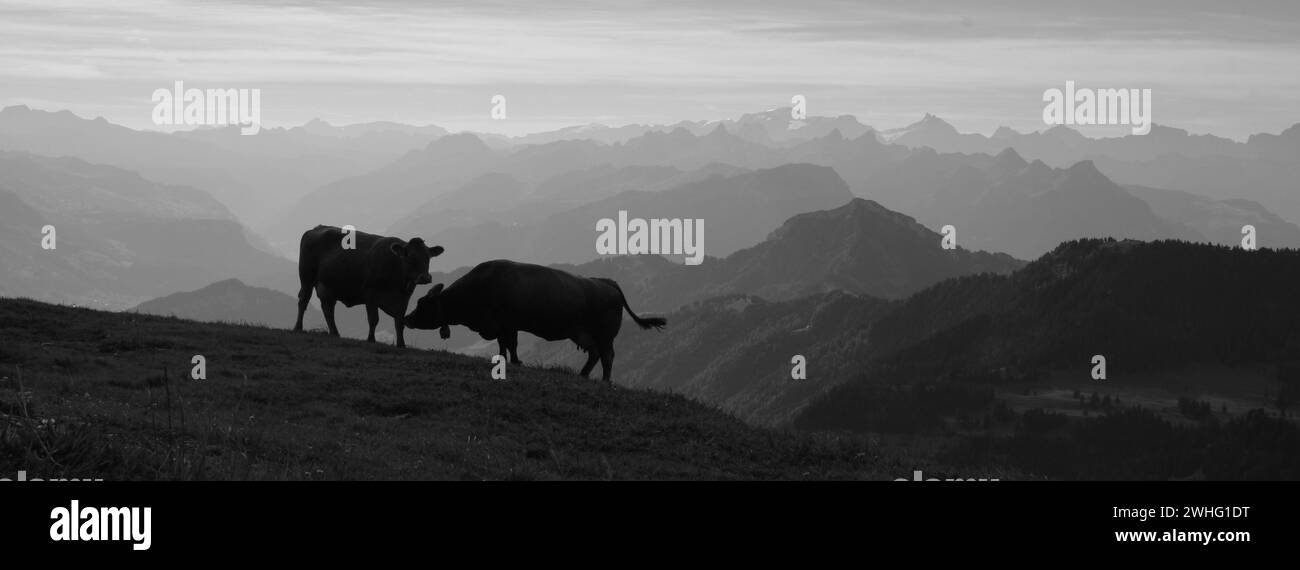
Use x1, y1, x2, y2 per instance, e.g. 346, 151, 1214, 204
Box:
403, 259, 666, 383
294, 225, 444, 348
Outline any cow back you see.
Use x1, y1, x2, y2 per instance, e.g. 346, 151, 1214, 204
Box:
299, 225, 389, 305
445, 260, 623, 340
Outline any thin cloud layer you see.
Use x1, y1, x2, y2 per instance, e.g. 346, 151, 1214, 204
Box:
1, 0, 1295, 137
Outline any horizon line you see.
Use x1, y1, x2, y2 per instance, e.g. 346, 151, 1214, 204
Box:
4, 103, 1296, 145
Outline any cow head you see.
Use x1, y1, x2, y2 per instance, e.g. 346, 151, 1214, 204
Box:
390, 238, 444, 292
405, 283, 452, 339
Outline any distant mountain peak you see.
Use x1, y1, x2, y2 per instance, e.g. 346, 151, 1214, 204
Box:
853, 129, 885, 146
992, 126, 1021, 139
878, 113, 959, 142
1246, 122, 1300, 146
841, 196, 890, 214
729, 197, 1022, 302
737, 107, 790, 122
1056, 159, 1121, 195
0, 105, 95, 125
427, 132, 491, 152
1043, 124, 1085, 140
913, 113, 957, 133
208, 278, 248, 289
1066, 159, 1101, 174
768, 197, 925, 243
995, 147, 1028, 169
1146, 123, 1188, 138
1280, 123, 1300, 139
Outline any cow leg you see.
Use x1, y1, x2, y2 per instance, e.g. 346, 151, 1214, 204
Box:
376, 297, 408, 349
365, 304, 379, 343
294, 283, 313, 332
318, 289, 340, 337
294, 255, 317, 332
576, 333, 599, 377
579, 350, 599, 378
598, 344, 615, 385
500, 330, 522, 365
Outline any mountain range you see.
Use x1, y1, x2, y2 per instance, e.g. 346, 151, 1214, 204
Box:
5, 104, 1297, 260
130, 278, 323, 329
871, 113, 1300, 228
0, 106, 443, 233
796, 238, 1300, 432
0, 151, 292, 309
881, 113, 1300, 165
522, 197, 1024, 423
408, 163, 855, 270
544, 197, 1023, 313
5, 104, 1299, 368
563, 237, 1300, 428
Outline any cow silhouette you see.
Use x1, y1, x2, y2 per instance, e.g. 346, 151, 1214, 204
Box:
404, 259, 665, 383
294, 225, 443, 347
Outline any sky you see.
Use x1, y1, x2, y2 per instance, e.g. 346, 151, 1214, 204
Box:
1, 0, 1297, 139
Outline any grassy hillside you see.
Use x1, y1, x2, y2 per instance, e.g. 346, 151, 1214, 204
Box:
0, 297, 897, 481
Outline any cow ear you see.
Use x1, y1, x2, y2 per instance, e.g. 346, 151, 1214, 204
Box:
389, 242, 404, 257
428, 245, 444, 257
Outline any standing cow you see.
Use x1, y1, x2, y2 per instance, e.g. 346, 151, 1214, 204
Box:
403, 259, 665, 383
294, 225, 444, 348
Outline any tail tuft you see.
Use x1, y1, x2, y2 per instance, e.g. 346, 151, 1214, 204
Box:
634, 316, 667, 330
599, 277, 667, 331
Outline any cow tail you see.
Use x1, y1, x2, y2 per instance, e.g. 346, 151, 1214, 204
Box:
598, 278, 666, 330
